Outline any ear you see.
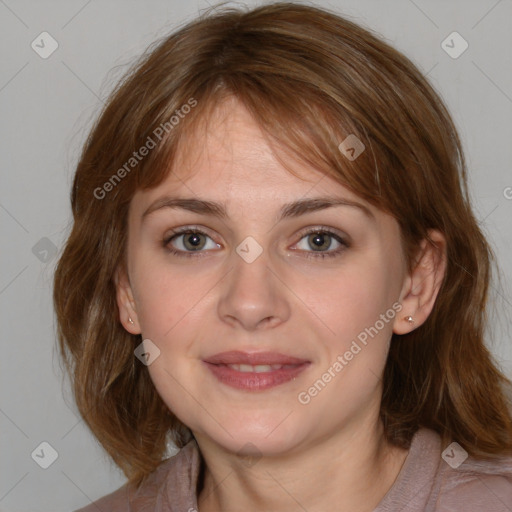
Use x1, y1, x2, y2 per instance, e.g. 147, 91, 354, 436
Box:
114, 264, 141, 335
393, 229, 446, 335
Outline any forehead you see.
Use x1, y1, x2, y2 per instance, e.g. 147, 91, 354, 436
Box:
131, 97, 371, 211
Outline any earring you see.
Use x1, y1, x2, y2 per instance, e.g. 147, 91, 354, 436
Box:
405, 316, 414, 324
128, 317, 134, 325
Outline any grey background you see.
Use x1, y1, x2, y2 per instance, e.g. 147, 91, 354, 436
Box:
0, 0, 511, 510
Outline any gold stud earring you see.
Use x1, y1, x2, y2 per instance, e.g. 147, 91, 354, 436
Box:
128, 317, 134, 325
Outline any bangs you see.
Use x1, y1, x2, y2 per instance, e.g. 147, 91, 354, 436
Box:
134, 77, 386, 215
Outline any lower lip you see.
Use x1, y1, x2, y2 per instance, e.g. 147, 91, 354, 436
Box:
203, 361, 311, 391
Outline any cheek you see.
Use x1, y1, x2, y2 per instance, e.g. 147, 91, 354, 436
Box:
312, 262, 397, 337
305, 268, 396, 400
130, 250, 215, 340
308, 261, 400, 397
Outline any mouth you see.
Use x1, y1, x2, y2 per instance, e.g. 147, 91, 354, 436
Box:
202, 351, 311, 391
218, 363, 301, 372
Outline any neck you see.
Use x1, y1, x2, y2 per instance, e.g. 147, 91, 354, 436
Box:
195, 417, 408, 512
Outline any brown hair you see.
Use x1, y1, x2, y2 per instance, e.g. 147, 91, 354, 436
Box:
53, 1, 512, 487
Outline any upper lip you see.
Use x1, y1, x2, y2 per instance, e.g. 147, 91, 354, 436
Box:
203, 351, 310, 366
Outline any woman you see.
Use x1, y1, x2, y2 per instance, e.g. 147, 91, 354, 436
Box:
54, 2, 512, 511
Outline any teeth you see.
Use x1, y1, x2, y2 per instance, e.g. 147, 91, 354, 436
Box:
226, 363, 288, 372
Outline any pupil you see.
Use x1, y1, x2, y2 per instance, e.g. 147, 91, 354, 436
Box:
310, 233, 329, 251
185, 233, 203, 250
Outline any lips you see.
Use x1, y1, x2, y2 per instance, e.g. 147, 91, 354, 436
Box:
203, 350, 310, 366
202, 351, 311, 391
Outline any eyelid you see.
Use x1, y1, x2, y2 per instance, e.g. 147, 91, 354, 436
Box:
163, 225, 215, 243
295, 225, 349, 242
163, 224, 348, 242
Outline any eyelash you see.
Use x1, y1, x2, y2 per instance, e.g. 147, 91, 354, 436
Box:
162, 226, 349, 260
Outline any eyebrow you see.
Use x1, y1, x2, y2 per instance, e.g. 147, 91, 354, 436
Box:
141, 195, 374, 222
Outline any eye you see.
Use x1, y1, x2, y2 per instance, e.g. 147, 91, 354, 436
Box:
293, 228, 348, 259
164, 227, 220, 257
163, 226, 348, 260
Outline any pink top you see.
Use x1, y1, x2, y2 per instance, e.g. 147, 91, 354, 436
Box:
75, 428, 512, 511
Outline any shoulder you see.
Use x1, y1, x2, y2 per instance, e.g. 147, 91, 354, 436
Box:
433, 449, 512, 511
73, 481, 130, 512
376, 428, 512, 512
73, 439, 201, 512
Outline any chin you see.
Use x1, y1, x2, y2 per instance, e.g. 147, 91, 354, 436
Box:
210, 423, 306, 457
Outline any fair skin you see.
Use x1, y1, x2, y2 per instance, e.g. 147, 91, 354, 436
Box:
116, 96, 446, 512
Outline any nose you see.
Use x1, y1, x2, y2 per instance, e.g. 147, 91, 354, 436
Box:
216, 243, 291, 331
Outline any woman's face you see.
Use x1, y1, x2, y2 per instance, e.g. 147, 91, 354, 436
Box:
118, 97, 411, 456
